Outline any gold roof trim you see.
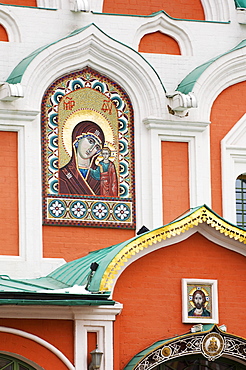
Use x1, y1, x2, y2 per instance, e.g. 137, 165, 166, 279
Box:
100, 206, 246, 291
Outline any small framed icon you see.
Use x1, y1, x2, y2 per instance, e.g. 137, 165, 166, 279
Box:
182, 278, 218, 323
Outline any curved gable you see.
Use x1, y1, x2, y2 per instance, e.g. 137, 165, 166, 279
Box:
177, 40, 246, 121
5, 23, 166, 118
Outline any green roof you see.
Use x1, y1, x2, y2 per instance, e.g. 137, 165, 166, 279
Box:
0, 204, 245, 305
177, 39, 246, 94
234, 0, 246, 7
6, 25, 91, 85
6, 23, 165, 92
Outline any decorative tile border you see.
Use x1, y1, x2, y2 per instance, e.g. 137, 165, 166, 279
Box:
46, 197, 133, 227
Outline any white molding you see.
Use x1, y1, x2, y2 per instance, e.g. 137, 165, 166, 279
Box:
0, 303, 122, 370
0, 83, 24, 101
189, 46, 246, 122
133, 12, 193, 56
73, 304, 122, 370
0, 326, 75, 370
18, 24, 165, 119
221, 114, 246, 224
70, 0, 90, 12
90, 0, 103, 12
237, 8, 246, 24
143, 117, 211, 228
200, 0, 230, 22
0, 303, 123, 320
4, 23, 166, 235
36, 0, 60, 8
0, 115, 65, 278
0, 8, 21, 42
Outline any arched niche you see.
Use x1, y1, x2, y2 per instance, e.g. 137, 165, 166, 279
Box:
139, 31, 181, 55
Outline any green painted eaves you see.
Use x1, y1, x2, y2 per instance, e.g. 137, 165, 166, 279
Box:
6, 23, 165, 92
93, 10, 230, 24
234, 0, 246, 7
6, 24, 92, 84
48, 237, 138, 291
177, 39, 246, 94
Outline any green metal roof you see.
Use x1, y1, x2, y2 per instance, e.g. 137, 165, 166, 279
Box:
6, 23, 165, 92
0, 204, 245, 305
177, 39, 246, 94
234, 0, 246, 7
6, 25, 91, 85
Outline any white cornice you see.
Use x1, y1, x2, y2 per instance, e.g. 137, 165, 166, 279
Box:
143, 117, 210, 133
0, 303, 123, 320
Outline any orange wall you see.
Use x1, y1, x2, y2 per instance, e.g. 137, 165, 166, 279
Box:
103, 0, 205, 19
0, 131, 19, 256
113, 232, 246, 369
162, 141, 190, 225
210, 81, 246, 216
87, 332, 97, 367
0, 0, 36, 6
0, 25, 8, 42
0, 319, 73, 369
139, 32, 181, 54
43, 226, 135, 261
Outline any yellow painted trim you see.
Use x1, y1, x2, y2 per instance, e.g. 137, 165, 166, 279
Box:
100, 207, 246, 291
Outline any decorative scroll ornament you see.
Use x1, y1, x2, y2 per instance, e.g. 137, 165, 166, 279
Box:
130, 326, 246, 370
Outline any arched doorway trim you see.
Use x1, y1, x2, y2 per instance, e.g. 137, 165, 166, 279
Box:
0, 326, 75, 370
124, 324, 246, 369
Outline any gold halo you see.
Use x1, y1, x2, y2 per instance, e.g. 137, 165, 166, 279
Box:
62, 109, 114, 158
95, 142, 117, 165
189, 286, 209, 308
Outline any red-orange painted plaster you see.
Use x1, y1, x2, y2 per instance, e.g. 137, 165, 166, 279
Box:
0, 0, 36, 6
162, 141, 190, 224
0, 131, 19, 255
43, 225, 135, 261
139, 32, 181, 55
0, 25, 8, 42
87, 332, 97, 367
113, 232, 246, 369
0, 319, 74, 369
103, 0, 205, 19
210, 81, 246, 216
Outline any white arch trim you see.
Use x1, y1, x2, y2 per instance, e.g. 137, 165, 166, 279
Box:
188, 44, 246, 122
16, 23, 166, 118
0, 326, 75, 370
200, 0, 230, 22
0, 8, 21, 42
133, 12, 193, 56
222, 113, 246, 224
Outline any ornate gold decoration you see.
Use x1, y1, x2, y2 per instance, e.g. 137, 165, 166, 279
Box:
202, 333, 224, 359
162, 346, 171, 357
100, 206, 246, 291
